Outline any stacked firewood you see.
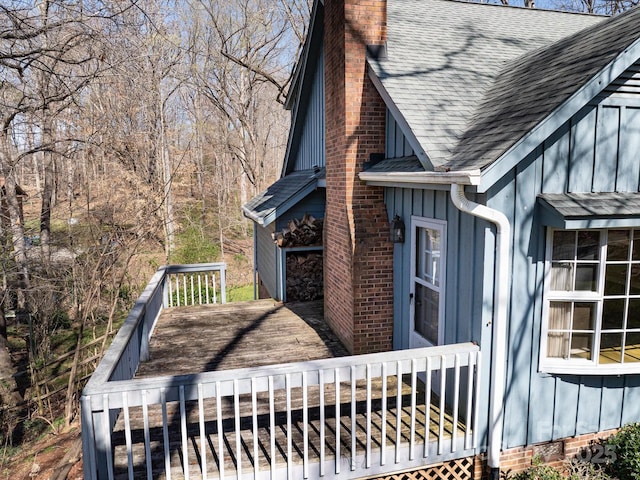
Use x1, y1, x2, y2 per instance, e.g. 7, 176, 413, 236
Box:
286, 252, 323, 301
271, 213, 323, 248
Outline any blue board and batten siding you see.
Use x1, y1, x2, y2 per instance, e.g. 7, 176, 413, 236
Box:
289, 45, 325, 173
383, 62, 640, 451
386, 109, 414, 158
256, 222, 279, 300
487, 63, 640, 449
384, 186, 493, 447
274, 189, 325, 231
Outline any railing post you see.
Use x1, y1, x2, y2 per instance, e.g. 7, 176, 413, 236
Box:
220, 264, 227, 303
81, 395, 98, 480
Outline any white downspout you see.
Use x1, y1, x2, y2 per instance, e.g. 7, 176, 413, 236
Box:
450, 183, 511, 477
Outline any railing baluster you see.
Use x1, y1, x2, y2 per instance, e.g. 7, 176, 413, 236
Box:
183, 275, 187, 306
366, 363, 372, 469
168, 275, 174, 307
438, 355, 447, 455
465, 351, 474, 450
100, 395, 114, 480
473, 352, 482, 449
216, 382, 224, 479
199, 383, 207, 480
122, 392, 134, 480
180, 386, 189, 480
142, 390, 152, 480
213, 273, 218, 304
410, 359, 417, 460
161, 389, 171, 480
381, 362, 387, 466
424, 357, 432, 459
335, 367, 340, 475
198, 274, 203, 305
350, 365, 356, 471
191, 275, 195, 306
452, 354, 461, 453
269, 376, 276, 478
395, 360, 401, 464
205, 274, 210, 304
251, 377, 259, 479
175, 276, 180, 307
234, 379, 242, 479
303, 371, 309, 479
319, 369, 326, 476
286, 373, 292, 480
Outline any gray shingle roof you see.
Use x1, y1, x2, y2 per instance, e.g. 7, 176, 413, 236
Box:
242, 169, 324, 226
368, 0, 640, 172
539, 193, 640, 218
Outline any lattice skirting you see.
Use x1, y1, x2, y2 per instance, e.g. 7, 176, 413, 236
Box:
371, 456, 474, 480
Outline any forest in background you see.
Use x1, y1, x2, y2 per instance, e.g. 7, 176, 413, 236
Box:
0, 0, 637, 476
0, 0, 310, 463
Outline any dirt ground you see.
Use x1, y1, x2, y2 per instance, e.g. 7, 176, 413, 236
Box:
1, 423, 83, 480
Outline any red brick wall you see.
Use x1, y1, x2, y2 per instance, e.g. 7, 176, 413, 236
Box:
473, 429, 620, 478
324, 0, 394, 354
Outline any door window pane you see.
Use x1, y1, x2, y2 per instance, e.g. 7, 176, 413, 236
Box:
415, 283, 439, 345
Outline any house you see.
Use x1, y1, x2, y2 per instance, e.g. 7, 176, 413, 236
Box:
244, 0, 640, 476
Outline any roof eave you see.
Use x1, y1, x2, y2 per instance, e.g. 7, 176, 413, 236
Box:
478, 34, 640, 194
359, 169, 482, 187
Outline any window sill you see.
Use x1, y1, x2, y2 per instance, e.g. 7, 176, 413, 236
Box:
540, 361, 640, 375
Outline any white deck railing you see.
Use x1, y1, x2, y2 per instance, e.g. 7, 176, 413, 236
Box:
164, 264, 226, 307
83, 342, 480, 479
81, 263, 227, 479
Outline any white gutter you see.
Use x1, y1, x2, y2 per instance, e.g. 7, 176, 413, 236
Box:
450, 184, 510, 475
359, 169, 481, 186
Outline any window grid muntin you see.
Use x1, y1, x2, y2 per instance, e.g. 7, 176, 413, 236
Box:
544, 228, 640, 369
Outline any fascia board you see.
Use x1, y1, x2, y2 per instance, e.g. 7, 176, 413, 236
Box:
366, 65, 435, 171
478, 36, 640, 194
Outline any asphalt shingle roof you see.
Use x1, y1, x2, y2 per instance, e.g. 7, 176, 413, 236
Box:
539, 193, 640, 218
242, 168, 324, 226
369, 0, 640, 172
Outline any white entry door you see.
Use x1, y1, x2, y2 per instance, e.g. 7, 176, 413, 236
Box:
410, 217, 446, 348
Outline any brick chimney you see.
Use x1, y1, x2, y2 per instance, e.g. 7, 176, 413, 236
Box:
324, 0, 394, 354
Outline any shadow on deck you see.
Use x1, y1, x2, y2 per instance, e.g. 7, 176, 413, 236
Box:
106, 300, 474, 479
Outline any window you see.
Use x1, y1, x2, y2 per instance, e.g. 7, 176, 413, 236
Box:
541, 228, 640, 374
410, 217, 446, 348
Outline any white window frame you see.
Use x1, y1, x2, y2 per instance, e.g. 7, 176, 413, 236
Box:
540, 228, 640, 375
409, 216, 446, 348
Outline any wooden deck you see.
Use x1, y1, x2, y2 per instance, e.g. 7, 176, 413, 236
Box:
136, 299, 348, 377
109, 300, 470, 479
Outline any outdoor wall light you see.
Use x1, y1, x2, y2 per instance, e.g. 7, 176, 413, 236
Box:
390, 214, 405, 243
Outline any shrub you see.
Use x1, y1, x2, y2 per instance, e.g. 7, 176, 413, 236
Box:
507, 456, 565, 480
606, 422, 640, 480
